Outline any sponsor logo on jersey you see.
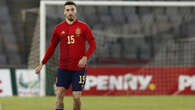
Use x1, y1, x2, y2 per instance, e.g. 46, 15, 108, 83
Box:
61, 31, 65, 34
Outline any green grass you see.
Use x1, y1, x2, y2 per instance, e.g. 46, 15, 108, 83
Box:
0, 96, 195, 110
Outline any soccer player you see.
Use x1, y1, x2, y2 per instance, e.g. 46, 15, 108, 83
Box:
35, 1, 96, 110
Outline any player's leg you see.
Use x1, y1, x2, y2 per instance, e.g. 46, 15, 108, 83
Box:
55, 69, 72, 110
56, 87, 65, 110
72, 91, 82, 110
72, 70, 86, 110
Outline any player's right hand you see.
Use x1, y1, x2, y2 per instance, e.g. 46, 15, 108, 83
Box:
35, 63, 43, 74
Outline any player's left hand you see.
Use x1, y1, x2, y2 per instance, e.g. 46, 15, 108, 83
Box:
78, 56, 87, 68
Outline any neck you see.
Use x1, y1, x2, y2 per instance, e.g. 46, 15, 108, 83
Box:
66, 18, 76, 24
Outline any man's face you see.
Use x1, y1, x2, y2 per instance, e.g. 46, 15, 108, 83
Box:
64, 5, 77, 21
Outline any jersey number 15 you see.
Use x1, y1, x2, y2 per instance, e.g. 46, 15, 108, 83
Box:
67, 35, 75, 44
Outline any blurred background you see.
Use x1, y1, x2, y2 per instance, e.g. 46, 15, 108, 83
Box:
0, 0, 195, 110
1, 0, 195, 69
0, 0, 39, 67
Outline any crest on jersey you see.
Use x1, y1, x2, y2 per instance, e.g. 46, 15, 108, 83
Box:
75, 28, 81, 36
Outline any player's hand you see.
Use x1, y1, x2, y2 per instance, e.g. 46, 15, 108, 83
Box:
35, 63, 43, 74
78, 56, 87, 68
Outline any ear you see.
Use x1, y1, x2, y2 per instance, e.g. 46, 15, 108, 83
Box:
75, 9, 77, 13
64, 9, 66, 15
75, 7, 77, 13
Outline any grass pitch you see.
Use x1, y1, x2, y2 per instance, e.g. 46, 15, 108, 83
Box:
0, 96, 195, 110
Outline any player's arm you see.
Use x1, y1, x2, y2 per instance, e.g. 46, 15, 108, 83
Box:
78, 25, 96, 68
35, 27, 59, 74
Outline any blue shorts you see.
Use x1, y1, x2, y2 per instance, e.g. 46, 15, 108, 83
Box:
56, 68, 86, 91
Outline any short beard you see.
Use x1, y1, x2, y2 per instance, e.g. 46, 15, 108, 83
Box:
68, 18, 74, 21
68, 15, 75, 22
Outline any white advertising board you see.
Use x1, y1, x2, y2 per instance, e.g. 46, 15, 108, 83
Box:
16, 69, 40, 96
0, 69, 12, 97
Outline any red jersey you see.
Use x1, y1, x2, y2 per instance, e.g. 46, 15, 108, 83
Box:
42, 19, 96, 70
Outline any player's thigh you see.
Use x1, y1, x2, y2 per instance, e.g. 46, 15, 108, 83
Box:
72, 70, 87, 91
56, 87, 65, 96
72, 91, 82, 99
56, 68, 72, 89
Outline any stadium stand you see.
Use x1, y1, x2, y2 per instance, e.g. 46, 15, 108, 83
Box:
0, 0, 21, 67
1, 0, 195, 68
37, 4, 195, 66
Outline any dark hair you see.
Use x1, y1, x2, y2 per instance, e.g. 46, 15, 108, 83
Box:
64, 1, 77, 7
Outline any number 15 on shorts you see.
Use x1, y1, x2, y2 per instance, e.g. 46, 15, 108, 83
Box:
79, 75, 86, 85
